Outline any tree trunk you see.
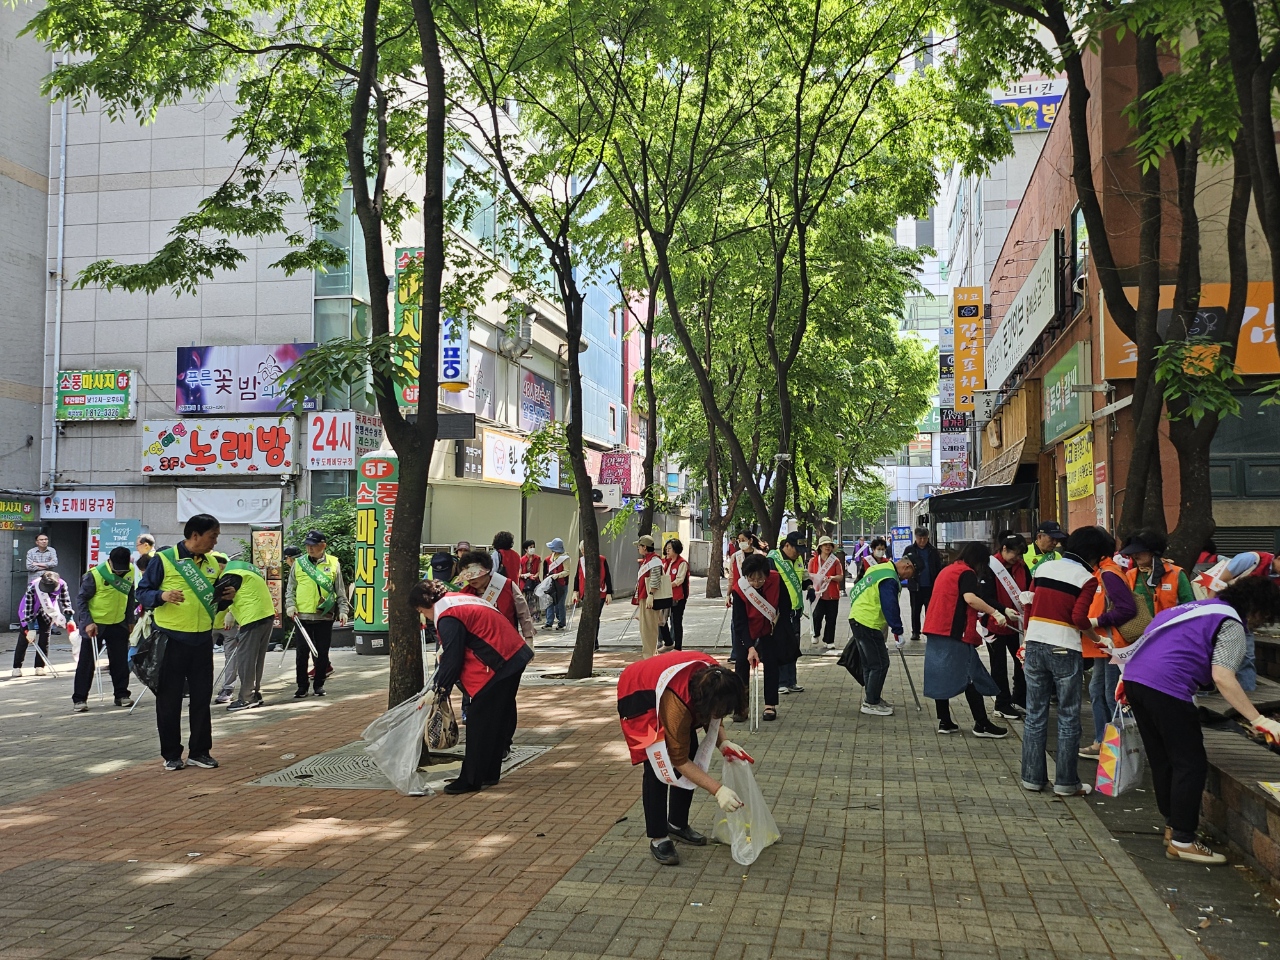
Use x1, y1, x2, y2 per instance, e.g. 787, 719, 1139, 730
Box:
1166, 413, 1218, 570
635, 285, 660, 539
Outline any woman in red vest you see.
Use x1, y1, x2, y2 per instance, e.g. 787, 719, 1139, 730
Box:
410, 580, 534, 795
491, 531, 522, 582
732, 553, 791, 722
660, 538, 690, 651
618, 650, 747, 865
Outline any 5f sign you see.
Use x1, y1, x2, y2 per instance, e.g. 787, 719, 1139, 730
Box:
307, 411, 356, 470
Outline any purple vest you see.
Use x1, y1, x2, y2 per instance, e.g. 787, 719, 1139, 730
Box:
1123, 600, 1240, 702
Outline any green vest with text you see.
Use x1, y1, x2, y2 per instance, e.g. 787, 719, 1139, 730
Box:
849, 562, 898, 631
295, 553, 341, 615
225, 560, 276, 625
153, 548, 220, 634
88, 564, 130, 625
768, 550, 805, 608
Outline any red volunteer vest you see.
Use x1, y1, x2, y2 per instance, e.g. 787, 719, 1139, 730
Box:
617, 650, 718, 765
519, 553, 542, 584
808, 552, 842, 601
575, 556, 609, 598
496, 548, 522, 581
922, 561, 978, 642
635, 553, 661, 601
460, 577, 519, 630
1252, 552, 1277, 578
988, 555, 1030, 636
435, 595, 527, 696
664, 556, 688, 603
731, 570, 782, 640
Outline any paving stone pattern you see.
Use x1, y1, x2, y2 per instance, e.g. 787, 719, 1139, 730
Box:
0, 595, 1203, 959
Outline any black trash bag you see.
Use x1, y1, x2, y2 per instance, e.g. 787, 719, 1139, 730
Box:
130, 622, 168, 693
837, 633, 864, 686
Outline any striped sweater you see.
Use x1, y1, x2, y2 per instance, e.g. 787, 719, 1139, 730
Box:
1023, 557, 1097, 653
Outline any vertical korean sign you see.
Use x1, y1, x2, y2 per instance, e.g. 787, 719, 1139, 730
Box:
953, 287, 984, 412
354, 450, 399, 632
393, 248, 423, 409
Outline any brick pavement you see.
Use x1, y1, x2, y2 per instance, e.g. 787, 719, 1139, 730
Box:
0, 599, 1202, 960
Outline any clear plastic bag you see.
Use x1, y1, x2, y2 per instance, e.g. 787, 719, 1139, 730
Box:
362, 688, 436, 796
712, 757, 781, 865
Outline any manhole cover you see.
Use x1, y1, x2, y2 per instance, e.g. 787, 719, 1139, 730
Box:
249, 740, 549, 791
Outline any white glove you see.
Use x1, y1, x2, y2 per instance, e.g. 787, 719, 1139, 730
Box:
991, 611, 1008, 627
715, 785, 744, 812
1018, 591, 1035, 606
893, 632, 905, 648
1255, 717, 1280, 742
1004, 608, 1020, 622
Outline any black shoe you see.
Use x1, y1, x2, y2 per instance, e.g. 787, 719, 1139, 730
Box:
443, 779, 482, 795
973, 723, 1009, 739
937, 720, 960, 735
226, 699, 252, 712
731, 713, 748, 724
294, 688, 309, 698
650, 839, 680, 866
249, 694, 265, 708
187, 754, 219, 769
994, 706, 1025, 720
114, 695, 134, 707
163, 758, 185, 772
313, 687, 327, 697
483, 778, 500, 787
668, 824, 707, 846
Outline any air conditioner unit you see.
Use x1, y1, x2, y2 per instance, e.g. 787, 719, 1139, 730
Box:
594, 483, 622, 510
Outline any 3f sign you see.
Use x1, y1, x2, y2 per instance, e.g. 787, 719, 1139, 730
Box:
307, 411, 356, 470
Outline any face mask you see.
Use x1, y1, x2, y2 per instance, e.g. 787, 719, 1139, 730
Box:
873, 549, 886, 559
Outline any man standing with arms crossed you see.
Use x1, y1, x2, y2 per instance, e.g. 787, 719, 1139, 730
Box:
285, 530, 349, 698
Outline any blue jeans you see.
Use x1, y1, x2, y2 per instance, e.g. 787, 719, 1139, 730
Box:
543, 583, 566, 627
1239, 631, 1257, 691
779, 660, 797, 688
1021, 642, 1084, 794
1088, 658, 1121, 745
852, 621, 890, 704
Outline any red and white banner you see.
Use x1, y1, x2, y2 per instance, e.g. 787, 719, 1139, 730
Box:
307, 411, 356, 470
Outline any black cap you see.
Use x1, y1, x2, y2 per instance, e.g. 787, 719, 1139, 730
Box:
304, 529, 327, 545
999, 532, 1027, 552
783, 531, 806, 550
1119, 533, 1157, 557
283, 545, 302, 558
1037, 520, 1065, 539
429, 551, 455, 574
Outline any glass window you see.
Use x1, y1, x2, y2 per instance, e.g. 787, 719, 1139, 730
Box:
311, 470, 351, 510
898, 433, 932, 467
313, 299, 373, 412
1245, 462, 1280, 497
1209, 462, 1236, 497
314, 190, 368, 302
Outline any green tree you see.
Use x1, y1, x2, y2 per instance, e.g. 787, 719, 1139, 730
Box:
28, 0, 467, 705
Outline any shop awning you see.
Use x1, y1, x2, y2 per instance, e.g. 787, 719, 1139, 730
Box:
926, 483, 1038, 521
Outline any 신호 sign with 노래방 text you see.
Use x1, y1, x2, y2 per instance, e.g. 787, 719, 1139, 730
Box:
56, 370, 136, 421
141, 418, 298, 475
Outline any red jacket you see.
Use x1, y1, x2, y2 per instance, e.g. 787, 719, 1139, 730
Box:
575, 555, 612, 599
808, 552, 843, 601
495, 548, 522, 581
434, 595, 530, 697
618, 651, 717, 765
519, 552, 542, 587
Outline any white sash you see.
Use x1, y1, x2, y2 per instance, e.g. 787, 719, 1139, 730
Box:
546, 554, 567, 574
739, 580, 778, 623
646, 660, 721, 788
1109, 601, 1240, 664
990, 557, 1024, 620
812, 553, 839, 595
479, 571, 509, 607
638, 555, 663, 582
35, 583, 66, 627
434, 594, 491, 616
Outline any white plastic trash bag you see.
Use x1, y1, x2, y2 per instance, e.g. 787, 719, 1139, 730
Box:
362, 687, 436, 796
712, 757, 780, 865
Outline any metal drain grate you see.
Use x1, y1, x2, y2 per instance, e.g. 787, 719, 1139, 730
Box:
250, 740, 550, 791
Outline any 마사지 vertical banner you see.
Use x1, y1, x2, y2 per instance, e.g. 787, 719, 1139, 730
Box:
393, 248, 423, 409
353, 450, 399, 631
953, 287, 984, 412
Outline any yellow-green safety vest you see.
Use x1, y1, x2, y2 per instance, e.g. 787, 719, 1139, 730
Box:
225, 560, 276, 625
153, 548, 220, 634
849, 562, 898, 631
768, 550, 805, 608
88, 564, 130, 625
295, 553, 341, 615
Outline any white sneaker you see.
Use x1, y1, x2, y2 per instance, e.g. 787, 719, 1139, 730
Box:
823, 644, 837, 655
779, 686, 791, 695
35, 667, 46, 677
860, 701, 893, 716
1166, 840, 1226, 865
10, 668, 20, 678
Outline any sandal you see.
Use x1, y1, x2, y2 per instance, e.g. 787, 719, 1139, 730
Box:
763, 707, 777, 722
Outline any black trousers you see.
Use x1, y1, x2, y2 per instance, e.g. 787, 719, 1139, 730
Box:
910, 588, 930, 637
296, 618, 333, 693
935, 683, 989, 727
155, 634, 214, 761
659, 598, 687, 650
457, 668, 523, 789
1126, 680, 1205, 843
642, 752, 695, 839
986, 633, 1025, 710
13, 619, 51, 669
73, 622, 131, 702
813, 598, 839, 645
734, 634, 779, 705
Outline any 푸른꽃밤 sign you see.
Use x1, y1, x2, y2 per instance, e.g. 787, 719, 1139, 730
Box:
176, 345, 315, 415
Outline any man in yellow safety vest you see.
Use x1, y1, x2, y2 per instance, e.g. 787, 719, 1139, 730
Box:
285, 529, 349, 698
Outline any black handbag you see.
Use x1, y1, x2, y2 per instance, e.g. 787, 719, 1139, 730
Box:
129, 618, 168, 694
